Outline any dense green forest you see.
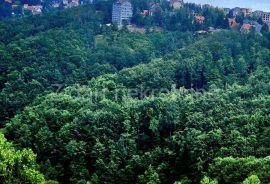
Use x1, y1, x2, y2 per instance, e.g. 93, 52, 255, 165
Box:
0, 2, 270, 184
0, 4, 195, 125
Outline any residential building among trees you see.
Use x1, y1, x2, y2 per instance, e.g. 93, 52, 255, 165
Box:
253, 11, 270, 23
262, 12, 270, 23
112, 0, 133, 25
232, 7, 252, 17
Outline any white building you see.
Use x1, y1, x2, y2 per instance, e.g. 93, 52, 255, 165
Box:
112, 0, 133, 25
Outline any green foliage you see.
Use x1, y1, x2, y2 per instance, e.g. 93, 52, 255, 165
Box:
0, 133, 46, 184
243, 175, 261, 184
138, 165, 161, 184
208, 157, 270, 183
1, 3, 270, 184
0, 4, 193, 125
131, 2, 228, 31
200, 176, 218, 184
4, 65, 270, 183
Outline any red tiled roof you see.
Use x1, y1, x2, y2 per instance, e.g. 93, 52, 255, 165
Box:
194, 15, 205, 24
142, 10, 149, 15
242, 23, 252, 30
195, 15, 205, 21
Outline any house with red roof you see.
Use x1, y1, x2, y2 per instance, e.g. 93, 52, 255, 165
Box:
193, 15, 205, 24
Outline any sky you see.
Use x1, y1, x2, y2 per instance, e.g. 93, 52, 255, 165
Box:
185, 0, 270, 12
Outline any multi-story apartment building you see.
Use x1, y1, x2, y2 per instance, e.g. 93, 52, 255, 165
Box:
262, 12, 270, 23
112, 0, 133, 25
253, 11, 270, 23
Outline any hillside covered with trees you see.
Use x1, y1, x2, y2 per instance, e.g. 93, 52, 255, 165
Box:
0, 1, 270, 184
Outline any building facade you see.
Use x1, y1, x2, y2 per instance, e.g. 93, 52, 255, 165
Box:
252, 11, 270, 23
112, 0, 133, 25
232, 7, 252, 17
262, 12, 270, 23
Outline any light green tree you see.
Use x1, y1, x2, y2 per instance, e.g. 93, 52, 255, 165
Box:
0, 133, 46, 184
138, 165, 161, 184
200, 176, 218, 184
243, 175, 261, 184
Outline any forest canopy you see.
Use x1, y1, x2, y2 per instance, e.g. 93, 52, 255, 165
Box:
0, 1, 270, 184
